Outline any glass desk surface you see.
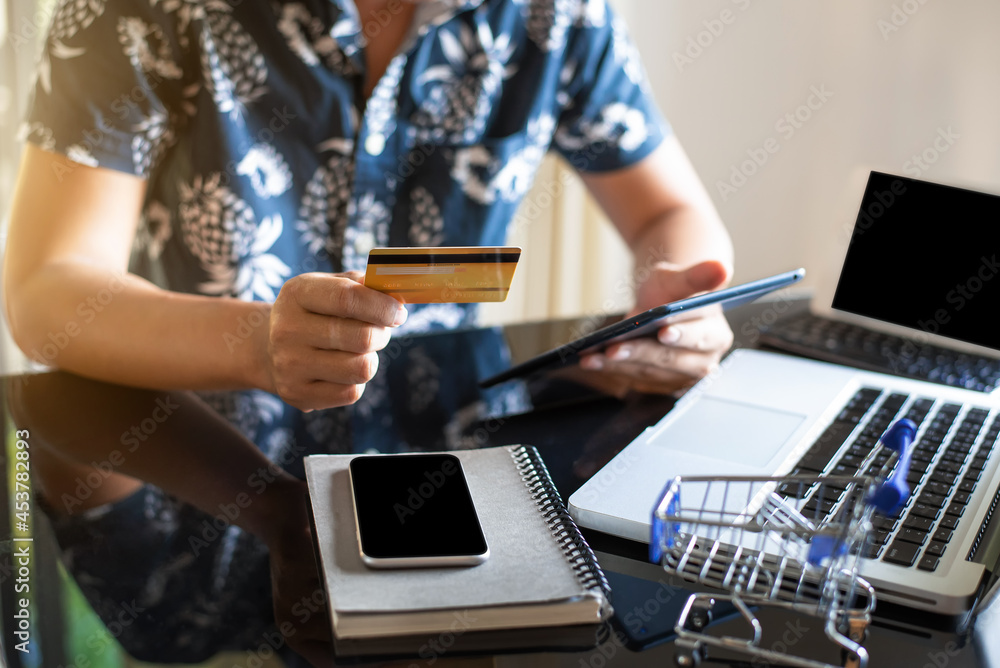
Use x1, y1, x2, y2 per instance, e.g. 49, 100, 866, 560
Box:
2, 300, 996, 667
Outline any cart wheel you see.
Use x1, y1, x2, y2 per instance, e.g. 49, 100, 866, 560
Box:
674, 642, 708, 667
686, 608, 713, 631
674, 651, 699, 667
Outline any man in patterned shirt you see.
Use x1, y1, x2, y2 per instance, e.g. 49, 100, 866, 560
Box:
4, 0, 733, 664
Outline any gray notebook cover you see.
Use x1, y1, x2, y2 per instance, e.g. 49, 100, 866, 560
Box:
304, 445, 608, 633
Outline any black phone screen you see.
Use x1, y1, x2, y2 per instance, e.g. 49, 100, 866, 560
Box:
349, 454, 488, 560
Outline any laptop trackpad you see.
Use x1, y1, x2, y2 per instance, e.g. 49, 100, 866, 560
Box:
657, 397, 807, 468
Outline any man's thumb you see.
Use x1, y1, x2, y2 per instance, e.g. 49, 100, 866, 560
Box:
685, 260, 730, 292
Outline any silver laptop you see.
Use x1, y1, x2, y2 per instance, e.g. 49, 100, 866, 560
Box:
569, 171, 1000, 614
762, 169, 1000, 392
569, 348, 1000, 614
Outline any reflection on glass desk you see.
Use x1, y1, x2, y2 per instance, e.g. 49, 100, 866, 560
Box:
0, 300, 996, 667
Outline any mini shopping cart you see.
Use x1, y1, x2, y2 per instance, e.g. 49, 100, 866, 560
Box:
649, 419, 916, 668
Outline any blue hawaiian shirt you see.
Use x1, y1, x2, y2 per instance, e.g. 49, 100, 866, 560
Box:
25, 0, 670, 657
24, 0, 670, 452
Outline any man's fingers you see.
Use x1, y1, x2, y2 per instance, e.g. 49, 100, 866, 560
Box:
290, 312, 392, 354
654, 314, 734, 351
269, 349, 381, 410
577, 355, 699, 395
585, 343, 720, 380
603, 316, 732, 358
293, 273, 406, 327
342, 270, 365, 285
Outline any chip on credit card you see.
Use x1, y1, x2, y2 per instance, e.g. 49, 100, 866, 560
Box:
363, 247, 521, 303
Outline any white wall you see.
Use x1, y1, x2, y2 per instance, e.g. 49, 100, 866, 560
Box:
487, 1, 1000, 326
628, 0, 1000, 289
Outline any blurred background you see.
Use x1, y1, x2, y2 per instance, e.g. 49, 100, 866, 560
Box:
482, 0, 1000, 324
1, 3, 999, 667
2, 0, 1000, 360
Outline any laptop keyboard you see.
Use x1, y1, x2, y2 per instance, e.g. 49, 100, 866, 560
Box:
777, 387, 999, 571
760, 313, 1000, 393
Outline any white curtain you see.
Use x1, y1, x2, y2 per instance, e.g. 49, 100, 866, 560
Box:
0, 0, 53, 373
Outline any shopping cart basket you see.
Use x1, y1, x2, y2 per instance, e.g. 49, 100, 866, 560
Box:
649, 419, 916, 668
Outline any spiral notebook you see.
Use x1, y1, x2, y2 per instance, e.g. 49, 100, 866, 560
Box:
304, 445, 611, 650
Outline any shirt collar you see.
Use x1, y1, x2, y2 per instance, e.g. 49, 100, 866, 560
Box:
328, 0, 486, 69
329, 0, 486, 34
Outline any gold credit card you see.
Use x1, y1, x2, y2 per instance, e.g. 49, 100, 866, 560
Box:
364, 246, 521, 304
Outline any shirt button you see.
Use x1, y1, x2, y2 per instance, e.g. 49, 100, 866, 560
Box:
364, 134, 386, 156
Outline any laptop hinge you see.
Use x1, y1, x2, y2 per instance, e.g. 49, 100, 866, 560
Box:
968, 477, 1000, 583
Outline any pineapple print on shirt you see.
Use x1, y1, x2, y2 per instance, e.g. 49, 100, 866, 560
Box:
237, 144, 292, 200
136, 200, 173, 260
342, 192, 390, 273
38, 0, 107, 93
411, 18, 516, 145
555, 101, 650, 155
296, 137, 355, 261
277, 2, 359, 77
199, 0, 268, 120
409, 187, 444, 246
452, 113, 555, 205
178, 173, 291, 301
524, 0, 606, 53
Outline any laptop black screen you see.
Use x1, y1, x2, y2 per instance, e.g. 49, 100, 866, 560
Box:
832, 171, 1000, 351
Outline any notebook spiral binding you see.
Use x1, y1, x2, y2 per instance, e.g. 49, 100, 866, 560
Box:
510, 445, 612, 601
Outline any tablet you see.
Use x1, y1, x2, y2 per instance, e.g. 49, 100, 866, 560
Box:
479, 268, 805, 388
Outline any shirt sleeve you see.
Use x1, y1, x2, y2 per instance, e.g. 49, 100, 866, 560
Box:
20, 0, 192, 177
552, 3, 671, 173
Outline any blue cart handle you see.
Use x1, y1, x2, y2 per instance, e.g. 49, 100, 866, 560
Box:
867, 418, 917, 514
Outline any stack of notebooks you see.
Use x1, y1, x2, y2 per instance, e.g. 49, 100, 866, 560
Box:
304, 445, 612, 657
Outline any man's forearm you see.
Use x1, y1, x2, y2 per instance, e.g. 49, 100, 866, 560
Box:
7, 262, 272, 392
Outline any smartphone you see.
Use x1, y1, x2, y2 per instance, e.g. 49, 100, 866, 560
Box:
348, 453, 490, 569
479, 268, 805, 388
